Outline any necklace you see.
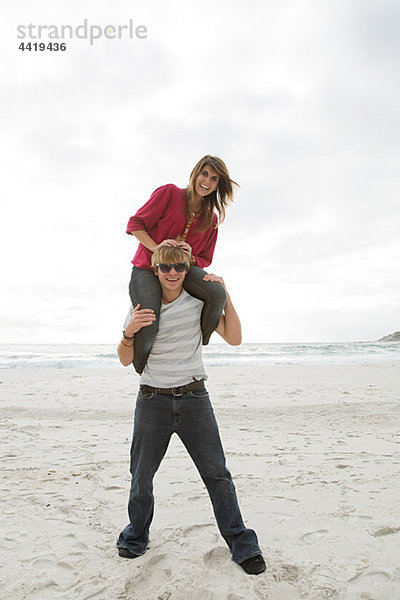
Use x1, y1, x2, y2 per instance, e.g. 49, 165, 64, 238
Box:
179, 209, 202, 241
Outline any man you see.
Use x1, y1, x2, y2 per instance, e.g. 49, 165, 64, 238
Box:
116, 245, 266, 575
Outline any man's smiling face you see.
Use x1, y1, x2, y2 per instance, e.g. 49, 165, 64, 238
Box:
156, 263, 188, 294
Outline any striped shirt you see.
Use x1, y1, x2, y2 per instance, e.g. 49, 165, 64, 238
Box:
124, 290, 207, 387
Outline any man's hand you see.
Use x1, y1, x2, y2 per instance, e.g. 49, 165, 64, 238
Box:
125, 304, 156, 336
119, 304, 156, 366
207, 275, 242, 346
203, 273, 226, 290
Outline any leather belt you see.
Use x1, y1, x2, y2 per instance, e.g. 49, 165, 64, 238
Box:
139, 379, 205, 397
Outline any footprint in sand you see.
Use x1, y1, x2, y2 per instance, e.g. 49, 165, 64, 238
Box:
347, 570, 391, 593
124, 553, 173, 597
370, 525, 400, 537
275, 563, 300, 584
301, 530, 329, 544
203, 546, 231, 570
31, 557, 75, 585
183, 523, 215, 537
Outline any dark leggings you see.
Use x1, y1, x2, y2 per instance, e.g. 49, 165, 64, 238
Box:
128, 266, 226, 374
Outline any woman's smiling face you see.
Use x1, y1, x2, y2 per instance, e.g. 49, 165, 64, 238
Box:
194, 165, 220, 198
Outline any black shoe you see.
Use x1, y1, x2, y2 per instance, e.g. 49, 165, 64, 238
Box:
118, 547, 139, 559
239, 554, 266, 575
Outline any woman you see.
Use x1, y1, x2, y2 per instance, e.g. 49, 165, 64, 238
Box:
126, 155, 238, 374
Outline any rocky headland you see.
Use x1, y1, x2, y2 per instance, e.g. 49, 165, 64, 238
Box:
378, 331, 400, 342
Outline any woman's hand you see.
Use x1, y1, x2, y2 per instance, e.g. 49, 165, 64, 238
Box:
176, 240, 192, 258
155, 239, 192, 259
155, 239, 181, 250
125, 304, 156, 336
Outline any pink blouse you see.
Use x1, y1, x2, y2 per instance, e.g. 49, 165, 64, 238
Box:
126, 184, 218, 270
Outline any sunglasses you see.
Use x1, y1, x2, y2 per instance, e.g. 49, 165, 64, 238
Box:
157, 263, 188, 273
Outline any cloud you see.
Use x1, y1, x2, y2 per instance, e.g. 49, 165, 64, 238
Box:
2, 0, 400, 343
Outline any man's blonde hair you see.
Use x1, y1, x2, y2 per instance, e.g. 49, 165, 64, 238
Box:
151, 246, 191, 273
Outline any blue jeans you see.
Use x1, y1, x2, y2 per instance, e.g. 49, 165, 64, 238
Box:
117, 385, 261, 564
129, 266, 226, 374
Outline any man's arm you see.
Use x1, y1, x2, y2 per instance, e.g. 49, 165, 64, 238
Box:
117, 304, 156, 366
203, 274, 242, 346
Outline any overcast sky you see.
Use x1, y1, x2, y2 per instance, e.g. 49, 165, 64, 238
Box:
1, 0, 400, 344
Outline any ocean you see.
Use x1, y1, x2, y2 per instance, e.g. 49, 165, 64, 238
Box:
0, 341, 399, 369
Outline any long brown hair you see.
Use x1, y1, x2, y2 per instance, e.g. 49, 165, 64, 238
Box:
186, 155, 238, 231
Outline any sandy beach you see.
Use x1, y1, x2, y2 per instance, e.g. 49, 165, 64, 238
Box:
1, 363, 400, 600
